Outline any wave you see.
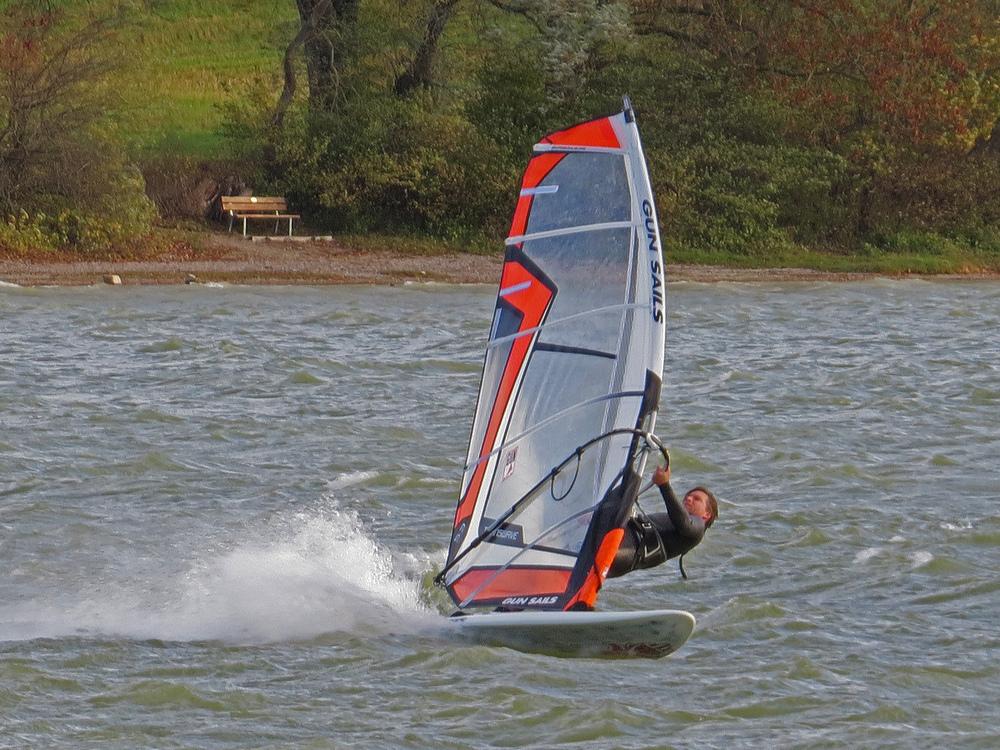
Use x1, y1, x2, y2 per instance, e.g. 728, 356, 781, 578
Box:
0, 499, 436, 644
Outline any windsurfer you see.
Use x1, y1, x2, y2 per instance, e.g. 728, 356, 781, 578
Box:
606, 465, 717, 579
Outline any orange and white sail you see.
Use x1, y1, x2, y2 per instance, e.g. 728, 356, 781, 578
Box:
439, 98, 666, 611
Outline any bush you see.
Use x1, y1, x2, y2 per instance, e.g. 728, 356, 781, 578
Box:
581, 42, 813, 257
229, 94, 517, 242
878, 231, 963, 257
0, 162, 156, 256
869, 149, 1000, 235
955, 226, 1000, 258
326, 104, 514, 240
0, 211, 57, 254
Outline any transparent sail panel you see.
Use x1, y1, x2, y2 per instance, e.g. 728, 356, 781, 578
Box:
524, 153, 629, 235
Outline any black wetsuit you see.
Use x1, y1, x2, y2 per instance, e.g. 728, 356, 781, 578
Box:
606, 481, 705, 578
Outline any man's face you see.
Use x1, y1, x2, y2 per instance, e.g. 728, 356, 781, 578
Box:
683, 489, 712, 523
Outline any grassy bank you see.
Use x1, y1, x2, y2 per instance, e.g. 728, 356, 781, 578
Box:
111, 1, 297, 156
666, 239, 1000, 275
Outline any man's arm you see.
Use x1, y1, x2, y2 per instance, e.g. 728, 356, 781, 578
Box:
652, 465, 705, 540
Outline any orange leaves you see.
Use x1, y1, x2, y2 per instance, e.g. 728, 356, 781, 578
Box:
722, 0, 1000, 149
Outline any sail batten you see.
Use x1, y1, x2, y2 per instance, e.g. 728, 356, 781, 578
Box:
506, 220, 635, 245
533, 145, 629, 155
484, 302, 648, 351
460, 388, 651, 476
440, 99, 666, 612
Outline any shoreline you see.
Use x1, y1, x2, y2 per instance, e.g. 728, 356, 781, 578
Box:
2, 234, 999, 287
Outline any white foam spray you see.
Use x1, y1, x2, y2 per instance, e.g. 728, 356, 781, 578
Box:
1, 497, 437, 644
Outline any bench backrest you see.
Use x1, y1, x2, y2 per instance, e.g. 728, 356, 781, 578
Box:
221, 196, 289, 213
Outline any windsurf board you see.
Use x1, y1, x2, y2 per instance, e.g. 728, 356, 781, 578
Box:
443, 609, 695, 659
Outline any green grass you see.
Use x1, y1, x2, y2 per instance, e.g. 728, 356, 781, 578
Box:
106, 0, 298, 155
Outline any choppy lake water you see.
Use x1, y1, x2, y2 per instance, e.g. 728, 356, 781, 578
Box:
1, 279, 998, 749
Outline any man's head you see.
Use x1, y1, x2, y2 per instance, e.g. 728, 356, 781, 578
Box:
684, 487, 718, 528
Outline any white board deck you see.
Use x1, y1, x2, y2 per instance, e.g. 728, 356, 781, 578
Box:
443, 609, 695, 659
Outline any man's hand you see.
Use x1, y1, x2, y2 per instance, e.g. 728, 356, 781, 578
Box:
652, 464, 671, 486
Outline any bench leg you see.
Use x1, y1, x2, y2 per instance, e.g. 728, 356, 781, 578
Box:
243, 217, 247, 237
288, 217, 293, 236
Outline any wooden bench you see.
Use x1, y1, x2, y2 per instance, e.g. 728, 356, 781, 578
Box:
221, 196, 301, 237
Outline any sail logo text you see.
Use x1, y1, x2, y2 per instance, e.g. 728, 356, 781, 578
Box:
642, 200, 664, 324
482, 519, 524, 547
650, 261, 664, 324
501, 447, 517, 481
501, 596, 558, 607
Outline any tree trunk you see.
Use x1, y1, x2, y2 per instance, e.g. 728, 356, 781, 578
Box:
272, 20, 312, 129
295, 0, 360, 112
394, 0, 462, 97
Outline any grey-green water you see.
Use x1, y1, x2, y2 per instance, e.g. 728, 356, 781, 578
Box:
1, 280, 998, 749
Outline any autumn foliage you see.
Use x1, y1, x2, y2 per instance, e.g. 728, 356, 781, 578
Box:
5, 0, 1000, 264
623, 0, 1000, 245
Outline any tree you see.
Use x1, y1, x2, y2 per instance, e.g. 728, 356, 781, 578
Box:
391, 0, 631, 103
0, 1, 155, 251
629, 0, 1000, 239
0, 2, 117, 209
489, 0, 632, 106
630, 0, 1000, 149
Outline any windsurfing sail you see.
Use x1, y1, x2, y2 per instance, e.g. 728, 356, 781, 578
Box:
438, 96, 667, 612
